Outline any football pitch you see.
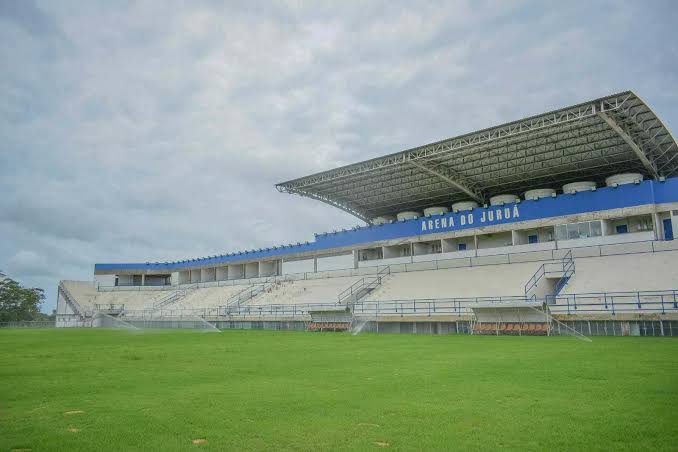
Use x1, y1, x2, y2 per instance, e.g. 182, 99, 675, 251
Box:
1, 329, 677, 451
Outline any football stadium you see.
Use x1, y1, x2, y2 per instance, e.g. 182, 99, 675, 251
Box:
3, 90, 678, 451
56, 91, 678, 336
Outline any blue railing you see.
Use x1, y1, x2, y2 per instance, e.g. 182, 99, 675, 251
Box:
547, 290, 678, 315
524, 250, 575, 296
337, 266, 390, 304
118, 289, 678, 320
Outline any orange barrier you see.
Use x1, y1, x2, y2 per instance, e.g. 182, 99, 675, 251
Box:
473, 322, 548, 335
308, 322, 351, 332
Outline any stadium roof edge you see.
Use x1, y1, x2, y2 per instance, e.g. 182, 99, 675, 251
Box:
276, 90, 678, 223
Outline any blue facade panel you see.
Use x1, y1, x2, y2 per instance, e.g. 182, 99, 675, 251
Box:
95, 177, 678, 272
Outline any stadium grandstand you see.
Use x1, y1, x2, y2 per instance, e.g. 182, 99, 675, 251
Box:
58, 91, 678, 336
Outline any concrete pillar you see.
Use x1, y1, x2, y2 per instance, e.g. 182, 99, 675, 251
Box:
228, 264, 245, 280
201, 268, 216, 282
260, 261, 276, 277
245, 262, 259, 279
189, 270, 201, 283
178, 271, 190, 285
141, 274, 145, 286
353, 250, 359, 269
216, 267, 228, 281
652, 212, 662, 240
314, 256, 318, 272
601, 219, 614, 236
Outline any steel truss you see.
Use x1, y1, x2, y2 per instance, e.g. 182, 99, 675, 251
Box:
276, 91, 678, 222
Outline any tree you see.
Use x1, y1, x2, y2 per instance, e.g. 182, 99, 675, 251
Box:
0, 271, 46, 322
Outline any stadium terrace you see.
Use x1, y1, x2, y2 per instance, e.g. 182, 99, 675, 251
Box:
59, 91, 678, 336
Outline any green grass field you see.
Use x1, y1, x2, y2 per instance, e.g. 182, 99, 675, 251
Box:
1, 329, 677, 451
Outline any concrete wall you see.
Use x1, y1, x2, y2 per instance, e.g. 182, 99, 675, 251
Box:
216, 267, 228, 281
413, 240, 442, 256
477, 232, 512, 249
259, 261, 278, 277
282, 258, 314, 275
178, 271, 190, 285
442, 237, 475, 253
512, 227, 553, 245
357, 248, 383, 261
201, 268, 216, 283
245, 262, 259, 278
228, 264, 245, 280
190, 270, 201, 283
316, 254, 354, 271
557, 231, 654, 248
144, 275, 170, 286
562, 250, 678, 294
384, 244, 411, 259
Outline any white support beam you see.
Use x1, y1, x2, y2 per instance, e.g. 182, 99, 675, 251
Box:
408, 160, 484, 203
598, 111, 659, 179
285, 188, 372, 224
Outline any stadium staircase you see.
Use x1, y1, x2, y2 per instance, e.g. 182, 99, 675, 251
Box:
224, 278, 278, 310
524, 250, 575, 302
58, 281, 89, 317
337, 266, 391, 305
152, 284, 199, 310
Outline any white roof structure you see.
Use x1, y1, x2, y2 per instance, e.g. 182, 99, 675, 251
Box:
277, 91, 678, 223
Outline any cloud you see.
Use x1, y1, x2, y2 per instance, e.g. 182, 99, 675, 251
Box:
1, 0, 677, 311
7, 250, 53, 278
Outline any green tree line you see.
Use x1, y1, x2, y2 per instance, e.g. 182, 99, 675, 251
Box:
0, 271, 52, 322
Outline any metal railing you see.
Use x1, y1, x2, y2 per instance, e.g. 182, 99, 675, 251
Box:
337, 266, 391, 305
110, 289, 678, 322
547, 290, 678, 315
121, 302, 342, 320
58, 282, 87, 317
224, 277, 278, 309
94, 238, 678, 293
223, 303, 342, 317
153, 284, 198, 309
0, 321, 56, 328
524, 250, 575, 296
353, 296, 529, 317
94, 303, 125, 314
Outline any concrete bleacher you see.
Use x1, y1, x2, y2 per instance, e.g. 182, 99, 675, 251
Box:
560, 250, 678, 294
364, 262, 540, 301
168, 285, 249, 310
62, 281, 171, 312
63, 246, 678, 320
247, 276, 364, 305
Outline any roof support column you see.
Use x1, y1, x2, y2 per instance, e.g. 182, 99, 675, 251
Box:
408, 160, 484, 203
598, 112, 659, 179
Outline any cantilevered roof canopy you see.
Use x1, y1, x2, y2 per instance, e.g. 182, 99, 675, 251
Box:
276, 91, 678, 223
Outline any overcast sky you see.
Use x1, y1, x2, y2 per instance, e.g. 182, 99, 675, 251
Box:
1, 0, 677, 312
